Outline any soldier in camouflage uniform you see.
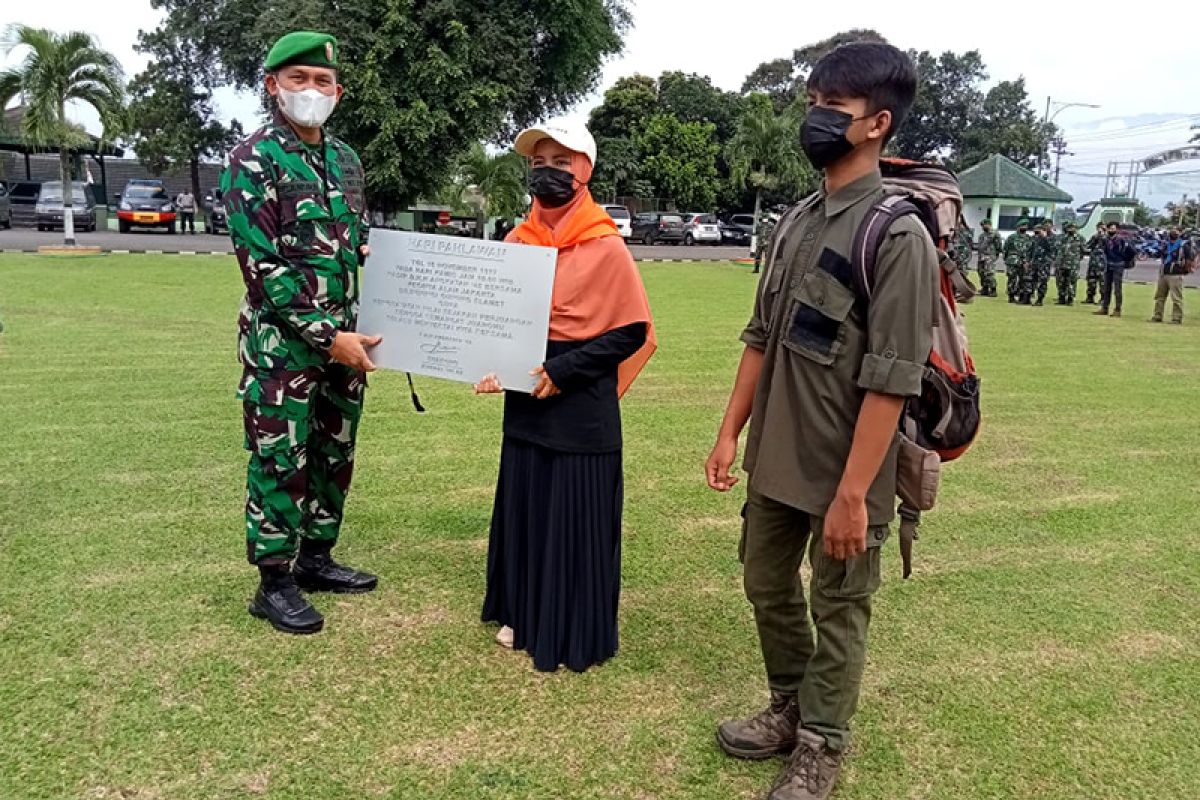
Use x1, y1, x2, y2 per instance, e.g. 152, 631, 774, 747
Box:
753, 212, 778, 274
952, 220, 973, 274
1029, 221, 1059, 306
1003, 219, 1034, 303
1055, 221, 1086, 305
222, 31, 380, 635
975, 218, 1002, 297
1084, 227, 1108, 304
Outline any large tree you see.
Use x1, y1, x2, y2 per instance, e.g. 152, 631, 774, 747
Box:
588, 74, 658, 140
890, 50, 986, 162
145, 0, 630, 210
635, 114, 720, 211
0, 25, 124, 246
742, 29, 887, 110
656, 71, 743, 142
739, 32, 1051, 171
127, 25, 243, 205
589, 135, 649, 202
955, 78, 1052, 171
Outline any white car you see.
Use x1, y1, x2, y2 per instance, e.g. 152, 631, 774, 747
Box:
603, 204, 632, 238
681, 212, 722, 245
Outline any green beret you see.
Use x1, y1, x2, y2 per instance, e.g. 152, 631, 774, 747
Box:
265, 31, 339, 72
1017, 218, 1030, 227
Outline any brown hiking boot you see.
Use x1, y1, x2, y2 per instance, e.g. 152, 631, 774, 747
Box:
716, 691, 799, 759
1093, 308, 1109, 316
1112, 309, 1122, 318
767, 728, 843, 800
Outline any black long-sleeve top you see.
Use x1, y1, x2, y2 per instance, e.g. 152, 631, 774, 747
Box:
502, 322, 648, 454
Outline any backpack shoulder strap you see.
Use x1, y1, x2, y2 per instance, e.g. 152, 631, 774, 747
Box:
850, 194, 921, 302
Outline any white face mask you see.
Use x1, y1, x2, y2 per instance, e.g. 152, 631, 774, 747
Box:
277, 87, 338, 128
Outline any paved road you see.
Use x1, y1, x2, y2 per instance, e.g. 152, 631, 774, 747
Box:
2, 228, 1193, 288
0, 227, 751, 261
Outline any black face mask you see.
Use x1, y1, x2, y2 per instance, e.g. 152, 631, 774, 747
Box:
1170, 232, 1180, 241
800, 107, 859, 170
529, 166, 578, 208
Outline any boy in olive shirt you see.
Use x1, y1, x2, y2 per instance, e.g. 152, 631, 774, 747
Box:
705, 43, 936, 800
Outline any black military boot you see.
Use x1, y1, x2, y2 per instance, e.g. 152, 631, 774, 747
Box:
716, 691, 800, 759
293, 539, 378, 594
249, 564, 324, 634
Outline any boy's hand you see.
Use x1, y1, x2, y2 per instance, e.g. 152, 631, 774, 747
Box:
824, 491, 868, 560
705, 436, 740, 492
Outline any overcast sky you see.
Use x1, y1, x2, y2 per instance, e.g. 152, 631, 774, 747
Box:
4, 0, 1199, 208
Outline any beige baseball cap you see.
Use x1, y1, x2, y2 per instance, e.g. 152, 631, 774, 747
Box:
514, 118, 597, 166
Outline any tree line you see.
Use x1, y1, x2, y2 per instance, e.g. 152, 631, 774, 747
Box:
2, 15, 1056, 219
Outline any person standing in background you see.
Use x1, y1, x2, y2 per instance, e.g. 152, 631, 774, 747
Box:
1004, 219, 1034, 304
176, 189, 196, 234
1150, 226, 1194, 324
1055, 221, 1085, 305
1095, 222, 1136, 318
1083, 225, 1108, 304
975, 218, 1002, 297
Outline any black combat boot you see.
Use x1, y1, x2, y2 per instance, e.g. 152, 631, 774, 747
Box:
293, 539, 378, 594
249, 564, 324, 634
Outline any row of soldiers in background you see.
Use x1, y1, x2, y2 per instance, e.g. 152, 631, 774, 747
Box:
954, 218, 1094, 306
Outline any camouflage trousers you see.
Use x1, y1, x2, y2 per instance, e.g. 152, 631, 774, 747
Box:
976, 256, 997, 295
1085, 257, 1106, 302
1005, 262, 1027, 300
242, 364, 366, 564
1031, 261, 1053, 303
1056, 266, 1080, 304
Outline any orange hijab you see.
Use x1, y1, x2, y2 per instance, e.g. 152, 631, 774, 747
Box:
510, 153, 656, 397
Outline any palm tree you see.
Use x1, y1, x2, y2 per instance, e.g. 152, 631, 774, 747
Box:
0, 26, 125, 246
455, 143, 528, 237
726, 94, 813, 262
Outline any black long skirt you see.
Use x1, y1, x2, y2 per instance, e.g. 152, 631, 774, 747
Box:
481, 437, 623, 673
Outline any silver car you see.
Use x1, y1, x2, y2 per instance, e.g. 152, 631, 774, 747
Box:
681, 212, 721, 246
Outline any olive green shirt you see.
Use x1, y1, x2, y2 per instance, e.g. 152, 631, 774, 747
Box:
741, 170, 937, 525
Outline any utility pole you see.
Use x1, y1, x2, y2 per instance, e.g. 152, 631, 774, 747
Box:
1051, 135, 1072, 185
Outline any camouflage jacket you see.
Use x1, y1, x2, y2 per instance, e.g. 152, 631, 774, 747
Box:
952, 227, 973, 267
1003, 232, 1034, 267
1032, 233, 1058, 266
221, 112, 369, 393
1087, 233, 1108, 260
1058, 232, 1086, 268
976, 230, 1003, 259
755, 215, 777, 256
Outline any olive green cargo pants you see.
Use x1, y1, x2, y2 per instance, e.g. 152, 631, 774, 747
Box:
740, 488, 888, 751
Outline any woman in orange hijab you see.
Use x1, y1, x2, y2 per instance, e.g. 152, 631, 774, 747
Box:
474, 120, 656, 673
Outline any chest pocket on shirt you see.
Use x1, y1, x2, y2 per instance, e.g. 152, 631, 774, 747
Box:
781, 267, 855, 366
277, 181, 333, 259
336, 154, 366, 215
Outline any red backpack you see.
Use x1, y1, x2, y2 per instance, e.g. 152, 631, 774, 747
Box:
850, 159, 981, 463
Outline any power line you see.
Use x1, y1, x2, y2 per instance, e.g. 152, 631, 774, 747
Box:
1066, 116, 1200, 142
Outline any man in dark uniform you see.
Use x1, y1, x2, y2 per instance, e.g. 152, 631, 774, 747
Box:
221, 31, 380, 635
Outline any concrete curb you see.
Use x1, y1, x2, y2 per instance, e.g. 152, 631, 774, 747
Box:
2, 248, 231, 256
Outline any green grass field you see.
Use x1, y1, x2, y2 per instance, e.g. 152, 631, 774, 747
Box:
2, 254, 1199, 800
